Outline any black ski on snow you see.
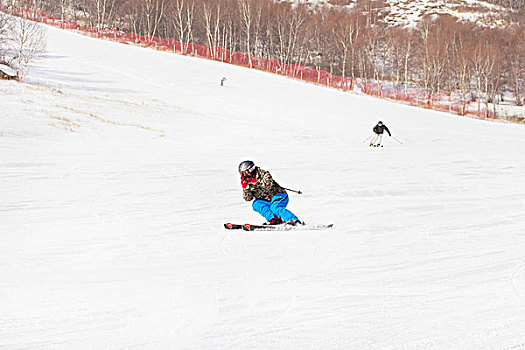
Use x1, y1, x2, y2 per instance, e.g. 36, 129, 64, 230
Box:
224, 223, 334, 231
224, 223, 244, 230
243, 223, 333, 231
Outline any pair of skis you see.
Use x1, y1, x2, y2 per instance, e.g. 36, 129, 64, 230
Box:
224, 222, 333, 231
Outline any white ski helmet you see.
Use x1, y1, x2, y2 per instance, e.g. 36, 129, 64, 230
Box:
239, 160, 256, 174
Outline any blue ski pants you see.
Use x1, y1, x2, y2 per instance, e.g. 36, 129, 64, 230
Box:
252, 193, 299, 222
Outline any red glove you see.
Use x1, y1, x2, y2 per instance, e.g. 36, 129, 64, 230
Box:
242, 177, 257, 189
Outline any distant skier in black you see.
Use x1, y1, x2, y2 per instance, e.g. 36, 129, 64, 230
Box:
370, 121, 391, 147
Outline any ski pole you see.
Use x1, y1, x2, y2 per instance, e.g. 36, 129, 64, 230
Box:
392, 136, 404, 144
283, 187, 302, 195
362, 135, 373, 143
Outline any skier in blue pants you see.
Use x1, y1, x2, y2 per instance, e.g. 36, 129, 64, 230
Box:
252, 193, 297, 223
239, 160, 302, 226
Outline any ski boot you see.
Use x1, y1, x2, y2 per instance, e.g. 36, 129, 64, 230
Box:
263, 217, 284, 226
287, 220, 303, 226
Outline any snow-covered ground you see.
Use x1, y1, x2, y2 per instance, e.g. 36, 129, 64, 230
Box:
1, 25, 525, 349
293, 0, 510, 27
383, 0, 509, 27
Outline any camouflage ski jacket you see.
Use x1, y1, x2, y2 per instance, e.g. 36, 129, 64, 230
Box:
242, 167, 286, 202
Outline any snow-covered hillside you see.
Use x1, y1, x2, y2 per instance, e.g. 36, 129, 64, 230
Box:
383, 0, 510, 27
1, 24, 525, 349
300, 0, 512, 27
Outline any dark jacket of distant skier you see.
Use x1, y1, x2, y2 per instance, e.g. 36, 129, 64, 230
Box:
373, 123, 391, 136
239, 160, 301, 225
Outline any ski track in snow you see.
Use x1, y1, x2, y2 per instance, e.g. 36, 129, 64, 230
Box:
1, 24, 525, 349
511, 263, 525, 305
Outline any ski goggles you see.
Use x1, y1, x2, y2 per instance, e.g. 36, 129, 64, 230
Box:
240, 166, 256, 177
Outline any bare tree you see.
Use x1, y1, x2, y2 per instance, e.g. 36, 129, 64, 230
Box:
232, 0, 263, 66
356, 22, 388, 87
169, 0, 195, 54
11, 15, 46, 78
119, 0, 141, 35
237, 0, 253, 66
201, 0, 223, 59
220, 0, 238, 59
304, 8, 329, 81
85, 0, 123, 30
505, 26, 525, 105
332, 10, 361, 79
449, 29, 473, 114
401, 29, 415, 95
139, 0, 169, 39
274, 3, 307, 67
415, 16, 454, 103
0, 12, 15, 67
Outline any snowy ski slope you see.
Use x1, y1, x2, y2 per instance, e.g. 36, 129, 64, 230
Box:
1, 25, 525, 349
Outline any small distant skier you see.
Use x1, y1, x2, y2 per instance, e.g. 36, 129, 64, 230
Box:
220, 77, 227, 86
238, 160, 302, 226
370, 121, 391, 147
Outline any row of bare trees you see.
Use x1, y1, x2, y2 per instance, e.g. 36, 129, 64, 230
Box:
4, 0, 525, 106
409, 16, 525, 109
